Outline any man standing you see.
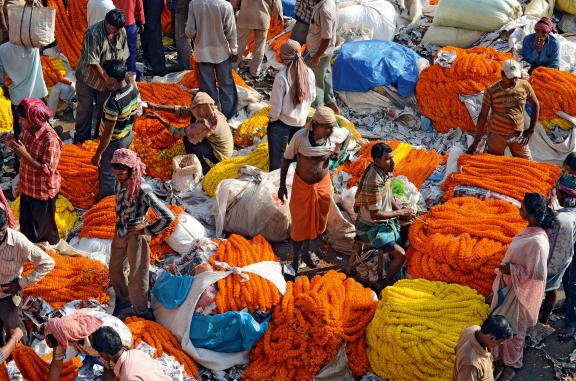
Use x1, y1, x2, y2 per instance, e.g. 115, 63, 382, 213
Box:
0, 208, 55, 341
291, 0, 315, 44
109, 149, 174, 318
113, 0, 145, 78
278, 107, 349, 272
305, 0, 339, 115
467, 60, 540, 160
353, 142, 415, 287
141, 0, 166, 76
174, 0, 191, 70
74, 9, 129, 144
453, 315, 515, 381
186, 0, 238, 119
8, 99, 62, 244
232, 0, 283, 78
87, 0, 116, 27
91, 60, 141, 200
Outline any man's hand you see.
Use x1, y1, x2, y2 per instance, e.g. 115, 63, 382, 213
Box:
278, 185, 288, 203
1, 279, 22, 295
398, 208, 416, 220
9, 140, 28, 159
499, 262, 511, 275
519, 129, 533, 146
137, 24, 144, 34
10, 327, 24, 342
466, 139, 480, 155
308, 55, 321, 67
230, 54, 238, 64
128, 223, 147, 235
91, 152, 101, 167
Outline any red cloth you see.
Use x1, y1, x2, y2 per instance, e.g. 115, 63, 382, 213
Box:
113, 0, 145, 25
289, 173, 332, 241
21, 98, 52, 130
535, 17, 557, 34
45, 311, 104, 348
0, 189, 15, 228
111, 148, 145, 203
18, 126, 62, 201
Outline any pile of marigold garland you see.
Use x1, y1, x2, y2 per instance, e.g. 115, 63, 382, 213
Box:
407, 197, 527, 295
12, 344, 82, 381
79, 196, 116, 239
366, 279, 489, 381
243, 270, 377, 380
58, 141, 99, 209
209, 234, 280, 313
234, 107, 270, 146
530, 67, 576, 121
47, 0, 87, 68
0, 87, 12, 132
22, 248, 109, 308
416, 46, 513, 132
442, 154, 561, 201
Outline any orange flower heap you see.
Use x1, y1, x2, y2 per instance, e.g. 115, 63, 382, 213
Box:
146, 204, 183, 263
57, 142, 99, 209
441, 154, 561, 201
394, 148, 447, 188
339, 141, 400, 187
209, 234, 280, 313
41, 56, 67, 89
48, 0, 87, 68
126, 317, 199, 378
407, 197, 527, 295
23, 248, 110, 308
13, 344, 82, 381
530, 67, 576, 120
79, 196, 116, 240
243, 270, 377, 380
416, 46, 513, 132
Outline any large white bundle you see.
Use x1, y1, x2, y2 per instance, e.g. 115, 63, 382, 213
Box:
337, 0, 397, 41
421, 25, 484, 48
433, 0, 521, 32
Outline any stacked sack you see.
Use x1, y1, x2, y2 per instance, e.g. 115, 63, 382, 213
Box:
366, 279, 489, 381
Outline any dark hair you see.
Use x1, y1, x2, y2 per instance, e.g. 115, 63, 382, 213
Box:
564, 152, 576, 173
16, 104, 25, 118
481, 315, 515, 340
102, 60, 127, 82
371, 142, 393, 160
0, 208, 6, 228
105, 9, 126, 29
524, 193, 556, 229
46, 333, 58, 347
91, 326, 123, 356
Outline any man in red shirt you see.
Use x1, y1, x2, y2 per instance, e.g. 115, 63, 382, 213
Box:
7, 99, 62, 244
113, 0, 145, 79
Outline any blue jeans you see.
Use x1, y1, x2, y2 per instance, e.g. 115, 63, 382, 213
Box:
125, 24, 139, 77
267, 120, 301, 171
197, 58, 238, 119
98, 131, 134, 200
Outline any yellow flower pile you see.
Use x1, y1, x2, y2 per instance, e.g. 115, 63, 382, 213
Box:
0, 87, 13, 132
158, 142, 186, 161
366, 279, 489, 381
234, 107, 270, 146
541, 118, 573, 131
203, 142, 269, 197
336, 115, 364, 143
12, 195, 78, 239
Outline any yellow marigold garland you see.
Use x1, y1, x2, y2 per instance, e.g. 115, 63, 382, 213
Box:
234, 107, 270, 146
11, 195, 78, 239
0, 87, 13, 132
366, 279, 489, 381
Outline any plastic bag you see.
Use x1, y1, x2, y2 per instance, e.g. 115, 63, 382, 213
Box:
422, 26, 484, 48
337, 0, 397, 41
341, 186, 358, 222
557, 0, 576, 15
525, 0, 554, 17
433, 0, 522, 32
165, 212, 207, 255
172, 154, 203, 193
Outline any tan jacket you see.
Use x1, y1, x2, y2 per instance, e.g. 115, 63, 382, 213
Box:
232, 0, 282, 31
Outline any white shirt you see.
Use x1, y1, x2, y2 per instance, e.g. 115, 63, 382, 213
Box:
269, 66, 316, 127
87, 0, 116, 27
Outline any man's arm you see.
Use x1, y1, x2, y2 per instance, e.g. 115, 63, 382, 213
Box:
466, 100, 491, 154
185, 1, 196, 39
1, 328, 23, 363
19, 245, 55, 290
84, 32, 114, 87
520, 88, 540, 146
10, 133, 61, 173
223, 4, 238, 57
147, 112, 187, 138
268, 76, 286, 122
92, 119, 116, 166
47, 347, 66, 381
549, 38, 560, 69
135, 0, 145, 27
278, 134, 299, 201
521, 35, 538, 65
143, 193, 175, 236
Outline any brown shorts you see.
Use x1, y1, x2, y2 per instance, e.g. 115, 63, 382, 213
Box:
486, 132, 532, 160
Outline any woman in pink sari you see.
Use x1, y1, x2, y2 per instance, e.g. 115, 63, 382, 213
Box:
491, 192, 555, 380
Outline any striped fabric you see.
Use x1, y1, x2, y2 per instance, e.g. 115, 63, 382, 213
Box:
354, 163, 393, 224
100, 83, 141, 140
294, 0, 315, 23
483, 79, 536, 136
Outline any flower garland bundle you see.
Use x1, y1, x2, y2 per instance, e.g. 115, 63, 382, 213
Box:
133, 118, 183, 150
132, 134, 172, 180
269, 32, 307, 62
58, 142, 99, 209
234, 107, 270, 146
416, 46, 513, 133
530, 67, 576, 121
0, 363, 7, 381
541, 118, 573, 131
406, 197, 527, 295
12, 195, 77, 239
41, 56, 67, 89
161, 0, 172, 36
0, 87, 13, 132
126, 317, 199, 377
12, 344, 82, 381
203, 142, 269, 196
394, 148, 446, 189
243, 270, 377, 380
79, 196, 116, 240
47, 0, 87, 68
441, 153, 561, 201
336, 115, 364, 144
137, 82, 193, 108
366, 279, 489, 381
146, 204, 183, 264
22, 248, 110, 308
208, 234, 280, 313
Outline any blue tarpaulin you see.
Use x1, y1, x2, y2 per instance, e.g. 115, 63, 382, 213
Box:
282, 0, 295, 18
333, 40, 422, 97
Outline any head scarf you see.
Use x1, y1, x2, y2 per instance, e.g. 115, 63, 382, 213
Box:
191, 92, 219, 126
21, 98, 52, 129
111, 149, 146, 204
558, 173, 576, 207
280, 39, 310, 105
44, 311, 103, 348
312, 106, 337, 125
535, 17, 557, 34
0, 189, 15, 229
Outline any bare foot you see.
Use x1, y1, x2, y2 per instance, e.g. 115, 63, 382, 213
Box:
500, 366, 516, 381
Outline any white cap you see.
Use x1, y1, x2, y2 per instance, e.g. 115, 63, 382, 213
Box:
501, 60, 522, 79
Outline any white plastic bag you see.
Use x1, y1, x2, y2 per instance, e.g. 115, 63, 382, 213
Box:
422, 26, 484, 48
433, 0, 521, 32
8, 2, 55, 48
337, 0, 398, 41
165, 212, 207, 255
172, 154, 203, 193
341, 186, 358, 222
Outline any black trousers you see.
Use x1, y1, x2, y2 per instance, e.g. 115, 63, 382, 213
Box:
183, 137, 219, 174
19, 194, 59, 245
11, 104, 23, 173
141, 0, 166, 75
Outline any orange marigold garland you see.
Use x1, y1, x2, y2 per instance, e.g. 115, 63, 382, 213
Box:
79, 196, 116, 240
530, 67, 576, 121
338, 141, 400, 188
12, 344, 82, 381
146, 204, 183, 263
41, 56, 68, 89
22, 248, 110, 308
243, 270, 377, 380
161, 0, 172, 36
0, 362, 8, 381
209, 234, 280, 313
125, 317, 199, 378
394, 148, 447, 189
406, 197, 527, 295
416, 46, 513, 133
441, 153, 561, 201
57, 141, 99, 209
48, 0, 87, 68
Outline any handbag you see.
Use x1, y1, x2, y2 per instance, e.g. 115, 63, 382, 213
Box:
7, 0, 55, 48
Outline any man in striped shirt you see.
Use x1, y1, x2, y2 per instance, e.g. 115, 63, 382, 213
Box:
467, 60, 540, 160
91, 60, 141, 200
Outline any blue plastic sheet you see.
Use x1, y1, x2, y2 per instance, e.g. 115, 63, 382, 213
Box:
333, 40, 422, 97
190, 312, 270, 353
151, 272, 193, 309
282, 0, 295, 18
